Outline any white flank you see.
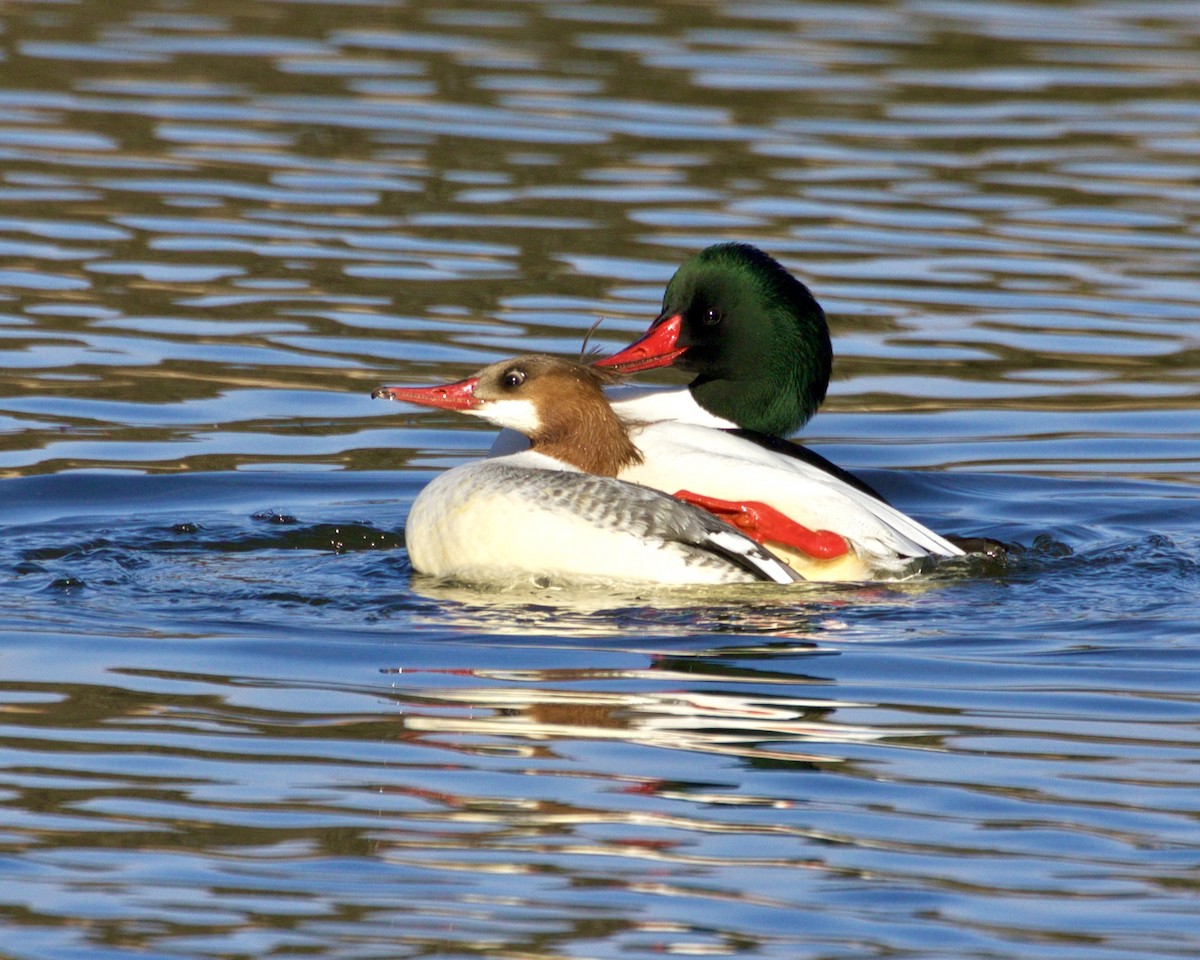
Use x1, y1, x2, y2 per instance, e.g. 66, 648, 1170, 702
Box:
405, 454, 774, 586
621, 421, 964, 561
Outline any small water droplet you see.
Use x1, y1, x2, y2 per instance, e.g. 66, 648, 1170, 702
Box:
253, 511, 298, 525
45, 576, 86, 593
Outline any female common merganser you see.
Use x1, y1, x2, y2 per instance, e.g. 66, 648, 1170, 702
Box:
372, 356, 800, 587
379, 356, 963, 582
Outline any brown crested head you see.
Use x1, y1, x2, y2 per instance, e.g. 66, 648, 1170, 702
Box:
472, 354, 642, 476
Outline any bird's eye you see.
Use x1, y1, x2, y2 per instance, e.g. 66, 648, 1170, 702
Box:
703, 308, 723, 325
502, 369, 526, 389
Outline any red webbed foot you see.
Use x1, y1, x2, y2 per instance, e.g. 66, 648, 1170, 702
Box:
674, 490, 850, 560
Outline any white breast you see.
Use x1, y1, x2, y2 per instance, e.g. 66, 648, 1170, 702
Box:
488, 385, 735, 458
608, 385, 737, 429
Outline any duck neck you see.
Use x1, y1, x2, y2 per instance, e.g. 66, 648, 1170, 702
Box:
530, 398, 643, 477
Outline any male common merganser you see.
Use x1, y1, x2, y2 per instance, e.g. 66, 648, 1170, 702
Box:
379, 356, 963, 582
593, 243, 994, 560
372, 356, 800, 587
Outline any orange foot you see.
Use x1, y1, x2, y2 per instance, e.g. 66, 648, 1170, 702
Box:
674, 490, 850, 561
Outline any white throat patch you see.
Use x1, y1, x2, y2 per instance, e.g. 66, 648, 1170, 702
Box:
470, 398, 543, 435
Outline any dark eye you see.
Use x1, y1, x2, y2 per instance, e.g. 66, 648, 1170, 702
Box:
502, 369, 526, 389
703, 308, 723, 326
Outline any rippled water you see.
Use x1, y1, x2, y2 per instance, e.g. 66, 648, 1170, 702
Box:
2, 1, 1200, 958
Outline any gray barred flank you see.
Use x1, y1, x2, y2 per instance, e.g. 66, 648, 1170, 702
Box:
475, 462, 797, 583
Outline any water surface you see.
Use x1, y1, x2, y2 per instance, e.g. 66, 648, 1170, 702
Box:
2, 1, 1199, 958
